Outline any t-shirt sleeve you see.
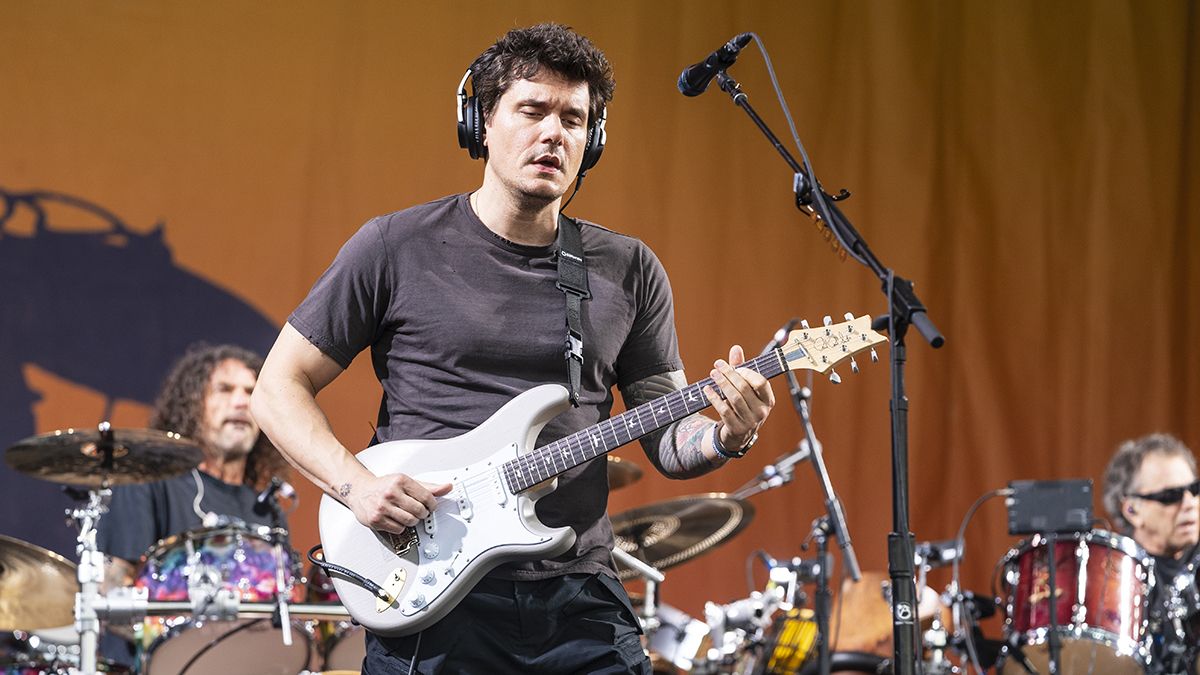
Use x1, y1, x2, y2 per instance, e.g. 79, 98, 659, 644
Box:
614, 241, 683, 388
288, 217, 393, 368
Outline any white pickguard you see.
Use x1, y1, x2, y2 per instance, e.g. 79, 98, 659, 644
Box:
318, 384, 577, 636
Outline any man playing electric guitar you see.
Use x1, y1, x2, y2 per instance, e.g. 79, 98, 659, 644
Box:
252, 23, 775, 674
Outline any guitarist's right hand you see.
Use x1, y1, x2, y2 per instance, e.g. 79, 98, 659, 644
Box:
345, 473, 453, 534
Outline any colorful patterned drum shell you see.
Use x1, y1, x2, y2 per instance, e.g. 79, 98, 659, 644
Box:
132, 525, 306, 672
135, 524, 301, 602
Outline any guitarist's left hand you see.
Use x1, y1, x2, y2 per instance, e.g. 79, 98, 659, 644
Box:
705, 344, 775, 452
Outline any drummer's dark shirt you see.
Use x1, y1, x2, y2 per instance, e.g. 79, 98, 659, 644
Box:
96, 470, 285, 564
1149, 543, 1200, 673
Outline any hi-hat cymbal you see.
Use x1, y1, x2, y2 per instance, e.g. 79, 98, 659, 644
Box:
0, 534, 77, 631
607, 456, 643, 491
5, 425, 203, 486
611, 493, 754, 580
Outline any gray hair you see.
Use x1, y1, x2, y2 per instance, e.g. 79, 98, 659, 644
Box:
1102, 432, 1196, 535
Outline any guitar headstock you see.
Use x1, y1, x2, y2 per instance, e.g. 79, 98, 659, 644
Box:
778, 314, 887, 382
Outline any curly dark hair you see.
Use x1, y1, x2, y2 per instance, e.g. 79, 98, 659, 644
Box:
149, 343, 287, 490
470, 23, 615, 131
1103, 432, 1196, 535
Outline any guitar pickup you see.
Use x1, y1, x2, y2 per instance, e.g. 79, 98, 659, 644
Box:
456, 484, 473, 521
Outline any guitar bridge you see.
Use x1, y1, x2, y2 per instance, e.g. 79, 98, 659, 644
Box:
379, 527, 419, 556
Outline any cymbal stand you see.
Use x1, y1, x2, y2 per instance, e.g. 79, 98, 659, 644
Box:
612, 546, 665, 634
272, 537, 293, 647
71, 486, 108, 675
806, 516, 834, 675
71, 421, 123, 675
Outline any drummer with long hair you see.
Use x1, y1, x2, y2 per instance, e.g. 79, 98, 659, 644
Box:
95, 344, 292, 665
1103, 432, 1200, 673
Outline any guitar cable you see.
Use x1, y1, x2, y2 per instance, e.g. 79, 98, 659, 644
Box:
308, 544, 392, 603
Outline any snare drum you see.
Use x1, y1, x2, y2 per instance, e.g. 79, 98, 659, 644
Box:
999, 530, 1153, 674
133, 524, 309, 674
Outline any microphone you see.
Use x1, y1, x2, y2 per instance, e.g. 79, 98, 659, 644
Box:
677, 33, 753, 97
256, 477, 295, 505
760, 317, 799, 356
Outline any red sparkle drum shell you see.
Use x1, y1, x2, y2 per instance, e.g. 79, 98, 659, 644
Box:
999, 530, 1153, 674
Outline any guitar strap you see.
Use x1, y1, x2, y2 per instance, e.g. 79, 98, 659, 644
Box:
555, 214, 590, 407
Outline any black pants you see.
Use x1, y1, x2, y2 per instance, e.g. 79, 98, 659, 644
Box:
364, 572, 651, 674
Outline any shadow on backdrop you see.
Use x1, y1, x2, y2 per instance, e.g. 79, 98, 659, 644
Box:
0, 187, 279, 557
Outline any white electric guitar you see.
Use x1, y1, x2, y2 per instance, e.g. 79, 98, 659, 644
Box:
318, 314, 887, 636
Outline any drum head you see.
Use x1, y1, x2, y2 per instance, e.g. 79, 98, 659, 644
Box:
143, 619, 311, 675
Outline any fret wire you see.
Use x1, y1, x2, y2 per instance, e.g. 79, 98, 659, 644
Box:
505, 350, 791, 492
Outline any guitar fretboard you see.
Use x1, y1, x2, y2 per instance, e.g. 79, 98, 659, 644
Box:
501, 349, 791, 493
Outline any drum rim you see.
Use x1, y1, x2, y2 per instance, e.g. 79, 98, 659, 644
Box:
141, 617, 313, 674
1002, 624, 1151, 665
1000, 530, 1154, 569
138, 523, 291, 564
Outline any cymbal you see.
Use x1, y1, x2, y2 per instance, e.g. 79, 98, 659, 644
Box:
607, 455, 643, 490
611, 493, 754, 580
5, 426, 203, 486
0, 534, 76, 631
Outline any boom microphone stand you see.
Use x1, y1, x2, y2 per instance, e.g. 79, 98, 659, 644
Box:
708, 57, 944, 675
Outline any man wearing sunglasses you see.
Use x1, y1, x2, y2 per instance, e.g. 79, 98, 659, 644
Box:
1103, 432, 1199, 672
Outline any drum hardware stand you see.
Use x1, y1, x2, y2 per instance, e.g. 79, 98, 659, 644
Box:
612, 546, 665, 635
69, 421, 123, 675
707, 42, 944, 674
803, 515, 835, 675
271, 537, 294, 647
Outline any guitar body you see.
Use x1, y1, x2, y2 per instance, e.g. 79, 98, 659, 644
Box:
318, 383, 577, 636
315, 315, 886, 638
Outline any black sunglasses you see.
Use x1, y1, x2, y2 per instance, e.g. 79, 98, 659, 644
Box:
1129, 479, 1200, 505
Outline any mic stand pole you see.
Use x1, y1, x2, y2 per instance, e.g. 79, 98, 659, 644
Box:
713, 70, 945, 675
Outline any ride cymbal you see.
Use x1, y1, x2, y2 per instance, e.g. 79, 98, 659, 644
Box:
5, 425, 202, 486
611, 492, 754, 580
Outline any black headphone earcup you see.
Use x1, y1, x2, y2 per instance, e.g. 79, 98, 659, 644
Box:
578, 115, 606, 177
459, 95, 485, 160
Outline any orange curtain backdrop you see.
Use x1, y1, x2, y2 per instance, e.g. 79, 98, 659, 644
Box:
2, 0, 1197, 626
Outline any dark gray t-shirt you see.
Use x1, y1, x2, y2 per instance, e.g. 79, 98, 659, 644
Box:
289, 193, 682, 578
96, 470, 284, 563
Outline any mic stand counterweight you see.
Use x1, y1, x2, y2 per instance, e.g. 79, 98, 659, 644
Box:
711, 67, 945, 675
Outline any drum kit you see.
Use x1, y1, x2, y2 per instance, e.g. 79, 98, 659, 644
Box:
603, 461, 1200, 675
3, 422, 1199, 675
0, 424, 359, 675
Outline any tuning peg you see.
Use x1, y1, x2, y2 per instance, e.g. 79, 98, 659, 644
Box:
850, 357, 860, 374
823, 315, 833, 335
843, 312, 855, 322
800, 319, 810, 330
829, 369, 842, 384
870, 347, 879, 363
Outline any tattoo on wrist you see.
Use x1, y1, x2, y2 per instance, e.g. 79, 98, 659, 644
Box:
338, 483, 352, 498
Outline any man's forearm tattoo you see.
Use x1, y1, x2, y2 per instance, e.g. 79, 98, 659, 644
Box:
621, 371, 724, 479
338, 483, 352, 498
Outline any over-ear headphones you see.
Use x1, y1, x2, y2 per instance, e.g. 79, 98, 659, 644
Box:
456, 67, 607, 177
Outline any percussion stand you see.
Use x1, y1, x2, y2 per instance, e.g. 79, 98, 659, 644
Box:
612, 546, 666, 635
1044, 531, 1061, 675
806, 515, 834, 675
70, 486, 109, 675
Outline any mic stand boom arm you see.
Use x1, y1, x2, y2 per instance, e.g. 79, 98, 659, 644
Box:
712, 69, 945, 675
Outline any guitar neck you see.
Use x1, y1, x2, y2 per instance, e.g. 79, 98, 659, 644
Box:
502, 349, 788, 493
